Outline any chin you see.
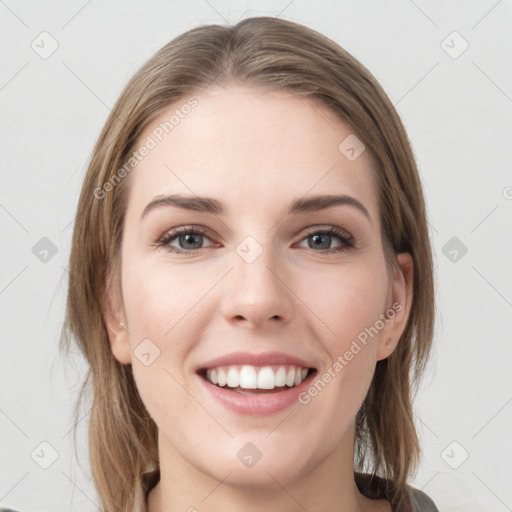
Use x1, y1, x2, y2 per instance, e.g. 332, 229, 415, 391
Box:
191, 436, 320, 489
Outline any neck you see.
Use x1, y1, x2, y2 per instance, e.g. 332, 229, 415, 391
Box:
146, 424, 384, 512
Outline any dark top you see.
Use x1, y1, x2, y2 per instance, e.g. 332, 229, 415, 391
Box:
355, 472, 439, 511
0, 473, 439, 512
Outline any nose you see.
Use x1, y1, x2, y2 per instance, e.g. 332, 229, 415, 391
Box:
220, 243, 294, 330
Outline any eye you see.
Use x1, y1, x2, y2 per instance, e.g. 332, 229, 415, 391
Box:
296, 226, 355, 254
154, 225, 355, 256
155, 226, 217, 255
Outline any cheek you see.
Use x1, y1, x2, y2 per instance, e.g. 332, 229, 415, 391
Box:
300, 260, 389, 350
294, 261, 388, 418
122, 258, 212, 346
121, 260, 208, 432
119, 258, 209, 414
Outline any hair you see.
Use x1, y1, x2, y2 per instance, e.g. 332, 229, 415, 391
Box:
60, 15, 435, 512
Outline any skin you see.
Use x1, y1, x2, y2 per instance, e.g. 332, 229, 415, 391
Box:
103, 85, 413, 512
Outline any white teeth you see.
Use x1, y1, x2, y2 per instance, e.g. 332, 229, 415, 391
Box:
227, 367, 239, 387
239, 365, 258, 389
217, 367, 227, 386
275, 366, 287, 387
257, 366, 275, 389
203, 364, 311, 390
285, 368, 295, 387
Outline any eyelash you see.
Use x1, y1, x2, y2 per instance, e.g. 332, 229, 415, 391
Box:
154, 225, 355, 256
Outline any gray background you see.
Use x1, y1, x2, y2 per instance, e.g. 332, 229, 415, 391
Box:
1, 1, 511, 511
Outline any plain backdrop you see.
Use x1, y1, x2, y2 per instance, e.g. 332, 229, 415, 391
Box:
1, 1, 511, 511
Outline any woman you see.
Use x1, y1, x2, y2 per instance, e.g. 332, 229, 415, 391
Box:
57, 16, 437, 512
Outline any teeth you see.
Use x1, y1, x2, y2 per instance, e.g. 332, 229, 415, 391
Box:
217, 367, 227, 386
285, 368, 295, 387
203, 365, 311, 390
275, 366, 287, 387
257, 367, 275, 389
240, 365, 258, 389
227, 367, 239, 388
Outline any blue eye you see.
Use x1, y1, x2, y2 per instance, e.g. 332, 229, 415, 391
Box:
156, 226, 215, 255
155, 225, 355, 255
297, 227, 354, 254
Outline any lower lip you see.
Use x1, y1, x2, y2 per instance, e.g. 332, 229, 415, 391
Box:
197, 371, 316, 416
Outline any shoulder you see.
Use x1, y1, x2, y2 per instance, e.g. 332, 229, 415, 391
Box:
354, 472, 439, 512
408, 486, 439, 512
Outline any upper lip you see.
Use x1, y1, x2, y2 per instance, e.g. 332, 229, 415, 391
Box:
196, 351, 316, 371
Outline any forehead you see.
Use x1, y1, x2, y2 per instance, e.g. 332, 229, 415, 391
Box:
125, 85, 379, 220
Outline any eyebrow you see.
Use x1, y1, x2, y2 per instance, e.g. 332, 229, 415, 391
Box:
141, 193, 371, 222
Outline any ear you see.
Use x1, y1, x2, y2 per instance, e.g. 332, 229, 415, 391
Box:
101, 270, 132, 365
376, 252, 414, 361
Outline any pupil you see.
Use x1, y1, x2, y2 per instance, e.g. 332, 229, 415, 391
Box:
181, 234, 201, 249
310, 234, 330, 250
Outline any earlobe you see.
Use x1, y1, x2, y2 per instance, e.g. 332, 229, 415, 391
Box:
377, 252, 414, 361
102, 272, 132, 365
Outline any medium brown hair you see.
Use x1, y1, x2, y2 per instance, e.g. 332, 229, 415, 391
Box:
61, 16, 435, 512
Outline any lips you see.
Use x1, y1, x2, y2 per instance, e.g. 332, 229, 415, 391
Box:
195, 351, 317, 409
197, 365, 317, 415
197, 350, 315, 370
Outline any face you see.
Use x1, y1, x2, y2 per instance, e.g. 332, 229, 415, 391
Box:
104, 85, 412, 488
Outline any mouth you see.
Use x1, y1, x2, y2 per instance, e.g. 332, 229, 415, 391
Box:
197, 364, 317, 395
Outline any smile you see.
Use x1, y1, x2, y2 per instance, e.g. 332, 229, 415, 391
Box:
196, 359, 318, 415
200, 364, 313, 393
